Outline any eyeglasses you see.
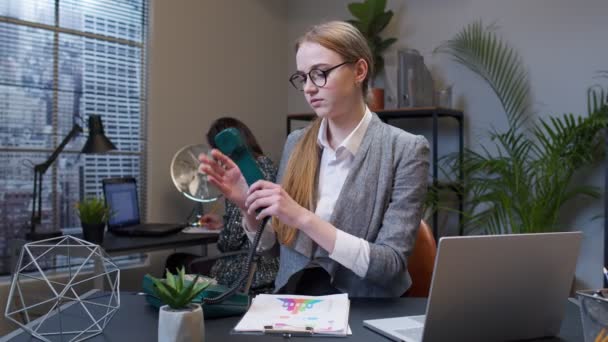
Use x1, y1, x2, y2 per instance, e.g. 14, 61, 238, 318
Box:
289, 61, 354, 91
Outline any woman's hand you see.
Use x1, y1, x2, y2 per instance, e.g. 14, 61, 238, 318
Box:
244, 180, 310, 228
199, 149, 249, 209
199, 213, 223, 230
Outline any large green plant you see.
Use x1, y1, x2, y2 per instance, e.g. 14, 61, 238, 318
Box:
434, 21, 608, 234
347, 0, 397, 80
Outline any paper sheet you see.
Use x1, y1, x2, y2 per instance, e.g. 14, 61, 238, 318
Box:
181, 226, 220, 234
234, 293, 351, 336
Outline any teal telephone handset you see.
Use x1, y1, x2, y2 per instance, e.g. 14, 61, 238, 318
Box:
144, 127, 270, 317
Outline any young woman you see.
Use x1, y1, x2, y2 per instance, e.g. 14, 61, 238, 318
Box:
200, 21, 429, 297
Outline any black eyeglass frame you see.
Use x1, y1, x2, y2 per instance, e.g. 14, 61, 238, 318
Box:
289, 61, 354, 91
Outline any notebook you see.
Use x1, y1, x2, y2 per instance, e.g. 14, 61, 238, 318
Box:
364, 232, 582, 342
102, 177, 186, 237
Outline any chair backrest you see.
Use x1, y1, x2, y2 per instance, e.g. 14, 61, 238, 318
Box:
403, 220, 437, 297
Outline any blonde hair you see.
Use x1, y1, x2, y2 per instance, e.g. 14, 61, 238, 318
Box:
273, 21, 373, 246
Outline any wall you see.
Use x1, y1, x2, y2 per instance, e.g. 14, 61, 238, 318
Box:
147, 0, 287, 223
287, 0, 608, 289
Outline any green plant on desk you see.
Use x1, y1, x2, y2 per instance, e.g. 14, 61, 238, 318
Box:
150, 267, 211, 341
148, 267, 211, 310
75, 197, 111, 224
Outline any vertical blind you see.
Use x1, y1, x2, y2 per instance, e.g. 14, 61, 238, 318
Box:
0, 0, 149, 275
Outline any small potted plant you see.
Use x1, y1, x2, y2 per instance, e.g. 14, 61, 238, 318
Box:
149, 267, 211, 342
347, 0, 397, 111
75, 197, 111, 244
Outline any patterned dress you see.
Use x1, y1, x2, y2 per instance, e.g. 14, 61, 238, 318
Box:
209, 155, 279, 294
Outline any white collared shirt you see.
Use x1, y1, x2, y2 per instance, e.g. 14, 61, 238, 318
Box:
316, 108, 372, 277
245, 107, 373, 278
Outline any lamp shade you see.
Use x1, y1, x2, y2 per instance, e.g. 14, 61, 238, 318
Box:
81, 115, 117, 154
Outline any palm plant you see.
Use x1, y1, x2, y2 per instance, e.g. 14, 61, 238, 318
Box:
434, 21, 608, 234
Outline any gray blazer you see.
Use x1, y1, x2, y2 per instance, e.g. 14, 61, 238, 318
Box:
274, 114, 429, 297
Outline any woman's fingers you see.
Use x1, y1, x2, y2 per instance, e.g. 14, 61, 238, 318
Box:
199, 214, 222, 230
200, 155, 226, 176
210, 149, 239, 170
247, 195, 278, 217
247, 180, 278, 194
245, 188, 279, 209
255, 205, 275, 221
207, 175, 230, 194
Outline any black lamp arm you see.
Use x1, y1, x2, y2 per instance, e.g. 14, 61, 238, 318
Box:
34, 124, 83, 174
30, 123, 83, 229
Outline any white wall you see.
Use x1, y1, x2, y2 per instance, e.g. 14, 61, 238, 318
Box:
287, 0, 608, 289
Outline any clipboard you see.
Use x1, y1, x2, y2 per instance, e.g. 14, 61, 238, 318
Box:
230, 325, 353, 338
232, 294, 351, 337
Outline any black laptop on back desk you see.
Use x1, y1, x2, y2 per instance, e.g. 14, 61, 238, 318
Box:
102, 177, 185, 237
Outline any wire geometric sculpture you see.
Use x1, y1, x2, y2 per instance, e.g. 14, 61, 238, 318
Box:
5, 235, 120, 341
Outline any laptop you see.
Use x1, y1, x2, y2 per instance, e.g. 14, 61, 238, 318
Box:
364, 232, 582, 342
102, 177, 186, 237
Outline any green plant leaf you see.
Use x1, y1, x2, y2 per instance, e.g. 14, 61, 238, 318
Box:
435, 20, 531, 131
76, 197, 111, 224
369, 11, 393, 36
346, 19, 366, 35
347, 0, 396, 80
433, 20, 608, 234
175, 267, 183, 291
147, 268, 213, 310
369, 0, 387, 17
377, 37, 397, 52
165, 269, 176, 289
348, 3, 368, 24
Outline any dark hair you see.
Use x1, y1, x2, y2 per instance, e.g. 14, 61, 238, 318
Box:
206, 117, 264, 157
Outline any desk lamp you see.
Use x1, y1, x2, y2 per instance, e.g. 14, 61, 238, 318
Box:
27, 115, 116, 241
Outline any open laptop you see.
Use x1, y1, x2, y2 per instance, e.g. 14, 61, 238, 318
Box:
364, 232, 582, 342
102, 177, 186, 237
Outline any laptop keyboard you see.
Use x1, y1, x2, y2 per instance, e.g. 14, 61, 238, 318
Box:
395, 327, 424, 341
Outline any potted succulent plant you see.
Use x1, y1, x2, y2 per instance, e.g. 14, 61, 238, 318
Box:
347, 0, 397, 111
149, 267, 211, 342
75, 197, 111, 244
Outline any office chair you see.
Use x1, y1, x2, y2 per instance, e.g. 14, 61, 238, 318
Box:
403, 220, 437, 297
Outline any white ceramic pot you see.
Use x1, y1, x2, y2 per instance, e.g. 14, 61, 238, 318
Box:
158, 304, 204, 342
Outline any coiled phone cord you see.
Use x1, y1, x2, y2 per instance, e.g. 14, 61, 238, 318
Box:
202, 216, 270, 304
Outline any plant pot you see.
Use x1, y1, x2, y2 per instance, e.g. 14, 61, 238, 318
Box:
369, 87, 385, 112
81, 222, 105, 244
158, 304, 204, 342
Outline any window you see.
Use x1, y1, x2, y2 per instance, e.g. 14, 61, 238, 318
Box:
0, 0, 148, 275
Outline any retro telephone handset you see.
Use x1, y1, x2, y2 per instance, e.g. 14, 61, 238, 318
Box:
202, 127, 271, 304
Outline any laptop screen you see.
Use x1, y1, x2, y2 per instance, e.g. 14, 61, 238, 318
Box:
103, 179, 141, 227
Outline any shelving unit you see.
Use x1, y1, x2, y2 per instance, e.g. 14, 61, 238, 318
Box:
286, 107, 464, 239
